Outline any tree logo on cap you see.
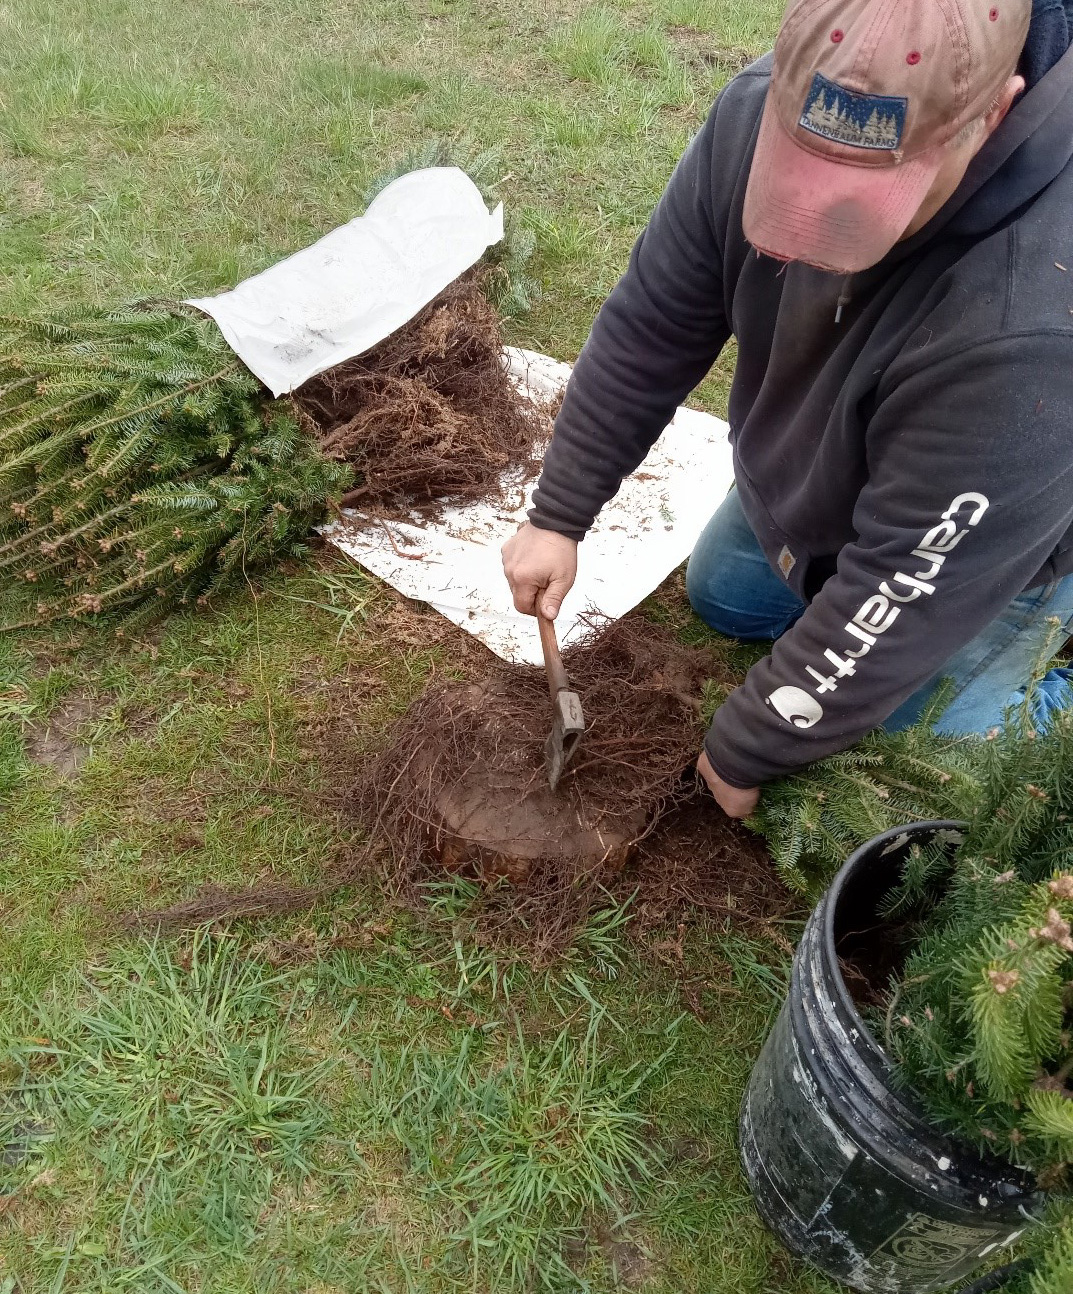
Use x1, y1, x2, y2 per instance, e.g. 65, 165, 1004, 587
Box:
799, 73, 907, 151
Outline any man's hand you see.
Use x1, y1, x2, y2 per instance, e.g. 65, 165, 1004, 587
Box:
698, 748, 759, 819
502, 522, 578, 619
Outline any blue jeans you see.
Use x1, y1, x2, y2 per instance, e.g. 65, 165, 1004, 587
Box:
685, 489, 1073, 735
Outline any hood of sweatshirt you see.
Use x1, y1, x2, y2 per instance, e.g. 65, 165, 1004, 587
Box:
1024, 0, 1073, 86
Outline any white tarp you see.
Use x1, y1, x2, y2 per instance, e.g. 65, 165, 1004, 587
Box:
185, 168, 504, 396
321, 349, 734, 666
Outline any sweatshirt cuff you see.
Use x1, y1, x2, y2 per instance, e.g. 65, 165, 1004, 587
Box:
527, 510, 588, 544
703, 730, 765, 790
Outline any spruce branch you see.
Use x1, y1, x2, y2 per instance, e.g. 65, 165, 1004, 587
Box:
0, 302, 350, 626
883, 709, 1073, 1183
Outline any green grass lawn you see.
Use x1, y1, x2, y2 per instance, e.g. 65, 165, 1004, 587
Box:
0, 0, 844, 1289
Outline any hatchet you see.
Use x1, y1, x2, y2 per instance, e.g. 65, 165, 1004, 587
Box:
537, 612, 586, 792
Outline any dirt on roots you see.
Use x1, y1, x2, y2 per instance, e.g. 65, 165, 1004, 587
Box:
128, 614, 794, 957
359, 615, 718, 879
292, 270, 549, 517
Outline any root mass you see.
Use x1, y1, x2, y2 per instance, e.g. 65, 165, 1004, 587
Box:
293, 271, 548, 517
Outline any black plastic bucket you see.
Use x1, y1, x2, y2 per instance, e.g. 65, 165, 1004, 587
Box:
740, 821, 1044, 1293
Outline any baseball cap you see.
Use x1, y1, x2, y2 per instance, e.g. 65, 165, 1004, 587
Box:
743, 0, 1032, 274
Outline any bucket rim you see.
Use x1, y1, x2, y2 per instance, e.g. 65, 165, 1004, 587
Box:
804, 819, 1040, 1202
819, 819, 969, 1064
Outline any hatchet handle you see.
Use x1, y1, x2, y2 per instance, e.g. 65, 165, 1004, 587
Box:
537, 612, 571, 698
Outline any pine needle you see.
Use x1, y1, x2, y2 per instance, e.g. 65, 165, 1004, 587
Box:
0, 303, 350, 627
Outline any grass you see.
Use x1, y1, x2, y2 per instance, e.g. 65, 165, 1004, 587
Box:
546, 7, 690, 103
362, 1010, 662, 1288
0, 0, 843, 1289
1, 911, 815, 1292
3, 935, 337, 1288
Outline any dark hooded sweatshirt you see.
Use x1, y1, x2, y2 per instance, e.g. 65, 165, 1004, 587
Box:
528, 40, 1073, 789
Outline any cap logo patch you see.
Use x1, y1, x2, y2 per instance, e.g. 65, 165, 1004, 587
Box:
799, 72, 907, 151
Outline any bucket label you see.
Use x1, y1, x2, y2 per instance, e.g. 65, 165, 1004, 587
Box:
872, 1214, 992, 1274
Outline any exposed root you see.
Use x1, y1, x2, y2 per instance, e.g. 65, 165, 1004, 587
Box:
127, 615, 793, 958
358, 615, 719, 883
293, 270, 548, 517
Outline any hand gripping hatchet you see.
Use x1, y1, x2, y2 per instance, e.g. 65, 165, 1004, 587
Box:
537, 612, 586, 792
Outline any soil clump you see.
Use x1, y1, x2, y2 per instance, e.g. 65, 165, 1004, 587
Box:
359, 615, 718, 885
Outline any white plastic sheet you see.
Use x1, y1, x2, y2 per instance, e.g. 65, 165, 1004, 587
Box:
185, 168, 504, 396
321, 348, 734, 666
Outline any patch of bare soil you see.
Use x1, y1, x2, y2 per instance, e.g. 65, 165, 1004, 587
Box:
666, 25, 754, 72
24, 690, 102, 779
596, 1224, 658, 1289
293, 270, 551, 519
563, 1222, 660, 1288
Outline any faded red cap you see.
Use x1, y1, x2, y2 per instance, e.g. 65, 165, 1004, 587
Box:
743, 0, 1031, 273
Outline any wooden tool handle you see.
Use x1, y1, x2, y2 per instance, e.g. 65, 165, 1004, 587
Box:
537, 612, 570, 698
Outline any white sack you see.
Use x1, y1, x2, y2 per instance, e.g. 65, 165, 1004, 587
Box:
321, 349, 734, 666
186, 167, 504, 397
